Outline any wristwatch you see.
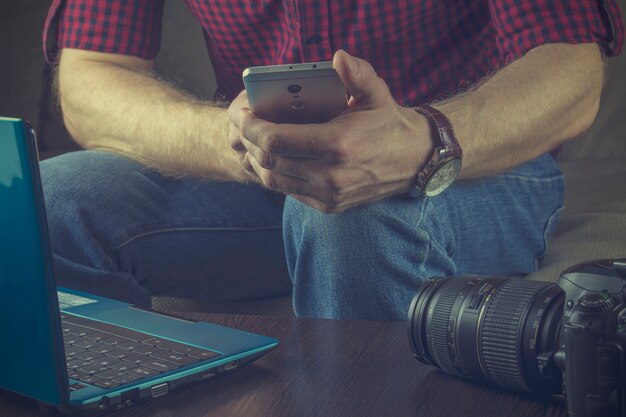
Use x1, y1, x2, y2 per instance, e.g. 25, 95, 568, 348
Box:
408, 104, 463, 197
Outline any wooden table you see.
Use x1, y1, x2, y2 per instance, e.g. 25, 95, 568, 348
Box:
0, 313, 566, 417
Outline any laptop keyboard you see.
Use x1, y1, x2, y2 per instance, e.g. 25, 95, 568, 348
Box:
61, 313, 221, 389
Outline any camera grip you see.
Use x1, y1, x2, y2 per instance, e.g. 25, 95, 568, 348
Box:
562, 323, 623, 417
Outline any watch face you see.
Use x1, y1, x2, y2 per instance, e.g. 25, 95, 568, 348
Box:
424, 158, 462, 197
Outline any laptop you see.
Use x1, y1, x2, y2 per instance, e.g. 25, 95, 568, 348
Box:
0, 117, 278, 414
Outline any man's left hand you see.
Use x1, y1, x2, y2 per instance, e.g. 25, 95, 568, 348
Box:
235, 50, 432, 213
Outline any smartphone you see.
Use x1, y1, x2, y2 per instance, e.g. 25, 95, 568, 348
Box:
242, 61, 348, 124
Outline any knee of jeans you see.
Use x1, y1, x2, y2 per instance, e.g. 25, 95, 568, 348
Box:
283, 197, 381, 261
285, 198, 428, 273
283, 197, 435, 319
42, 151, 123, 215
39, 151, 146, 249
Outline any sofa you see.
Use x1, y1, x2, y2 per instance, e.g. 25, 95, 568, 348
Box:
1, 0, 624, 316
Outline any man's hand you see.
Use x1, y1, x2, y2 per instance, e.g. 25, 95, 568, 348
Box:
228, 89, 258, 179
231, 50, 432, 213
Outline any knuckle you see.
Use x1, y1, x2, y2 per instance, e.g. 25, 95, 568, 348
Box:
259, 131, 277, 151
259, 151, 275, 169
260, 170, 279, 190
260, 130, 284, 154
331, 142, 350, 162
323, 172, 341, 193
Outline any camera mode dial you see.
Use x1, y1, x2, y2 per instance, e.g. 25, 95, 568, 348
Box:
576, 293, 615, 313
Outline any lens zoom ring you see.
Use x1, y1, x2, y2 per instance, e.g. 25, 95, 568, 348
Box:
428, 279, 466, 375
479, 279, 549, 391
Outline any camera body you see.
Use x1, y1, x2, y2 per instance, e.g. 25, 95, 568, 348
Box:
408, 259, 626, 417
556, 259, 626, 417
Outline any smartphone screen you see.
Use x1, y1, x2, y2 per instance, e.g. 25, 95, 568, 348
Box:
243, 62, 348, 124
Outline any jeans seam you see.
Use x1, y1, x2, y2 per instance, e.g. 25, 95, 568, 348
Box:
498, 174, 563, 182
53, 251, 117, 274
107, 225, 282, 251
415, 198, 431, 275
534, 205, 564, 270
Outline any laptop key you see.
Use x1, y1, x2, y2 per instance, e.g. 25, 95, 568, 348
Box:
78, 375, 103, 385
74, 340, 96, 349
105, 349, 131, 359
142, 338, 186, 351
85, 331, 109, 341
109, 362, 133, 372
143, 359, 181, 373
67, 327, 95, 337
112, 373, 141, 385
89, 344, 116, 354
117, 340, 142, 350
144, 339, 218, 358
94, 368, 125, 380
100, 336, 130, 346
122, 353, 149, 364
91, 357, 122, 367
126, 367, 159, 378
132, 345, 164, 356
68, 370, 90, 380
67, 358, 91, 370
142, 338, 217, 358
187, 349, 221, 361
63, 336, 79, 345
61, 314, 94, 327
173, 345, 218, 357
78, 364, 108, 374
150, 350, 199, 366
62, 323, 79, 333
93, 380, 120, 389
65, 346, 86, 357
74, 351, 104, 362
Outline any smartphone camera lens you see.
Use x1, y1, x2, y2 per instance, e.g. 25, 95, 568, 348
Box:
287, 84, 302, 94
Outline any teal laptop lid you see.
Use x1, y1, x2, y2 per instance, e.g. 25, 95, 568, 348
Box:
0, 118, 69, 405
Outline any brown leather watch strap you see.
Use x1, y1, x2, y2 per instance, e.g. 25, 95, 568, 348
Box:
414, 104, 462, 159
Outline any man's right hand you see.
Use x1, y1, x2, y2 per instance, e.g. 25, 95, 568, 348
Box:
227, 90, 257, 179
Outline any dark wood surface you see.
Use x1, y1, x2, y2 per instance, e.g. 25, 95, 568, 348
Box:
0, 313, 567, 417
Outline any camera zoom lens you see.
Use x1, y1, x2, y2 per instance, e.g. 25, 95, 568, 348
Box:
408, 276, 564, 394
287, 84, 302, 94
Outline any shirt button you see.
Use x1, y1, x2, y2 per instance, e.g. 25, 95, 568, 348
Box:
306, 34, 322, 45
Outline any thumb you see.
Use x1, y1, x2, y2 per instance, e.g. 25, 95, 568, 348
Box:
333, 50, 388, 107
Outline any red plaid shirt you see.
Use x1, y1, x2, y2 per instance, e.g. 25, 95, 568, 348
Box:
44, 0, 623, 105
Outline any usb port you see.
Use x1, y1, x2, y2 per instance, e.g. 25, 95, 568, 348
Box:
202, 369, 217, 379
223, 360, 239, 371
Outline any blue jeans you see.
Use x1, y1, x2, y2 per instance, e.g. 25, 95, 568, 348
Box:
40, 151, 564, 320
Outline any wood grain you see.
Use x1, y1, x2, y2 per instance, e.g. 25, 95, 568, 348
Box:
0, 314, 567, 417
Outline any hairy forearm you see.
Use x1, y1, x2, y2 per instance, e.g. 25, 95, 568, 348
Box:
434, 43, 604, 178
58, 49, 251, 182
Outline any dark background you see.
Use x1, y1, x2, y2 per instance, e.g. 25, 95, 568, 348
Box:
0, 0, 216, 158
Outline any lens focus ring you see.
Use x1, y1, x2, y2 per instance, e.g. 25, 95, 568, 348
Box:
427, 278, 468, 376
479, 279, 551, 391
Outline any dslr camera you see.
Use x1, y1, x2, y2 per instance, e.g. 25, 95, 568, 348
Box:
408, 259, 626, 417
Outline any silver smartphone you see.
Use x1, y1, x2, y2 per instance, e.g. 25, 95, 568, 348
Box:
242, 61, 348, 124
